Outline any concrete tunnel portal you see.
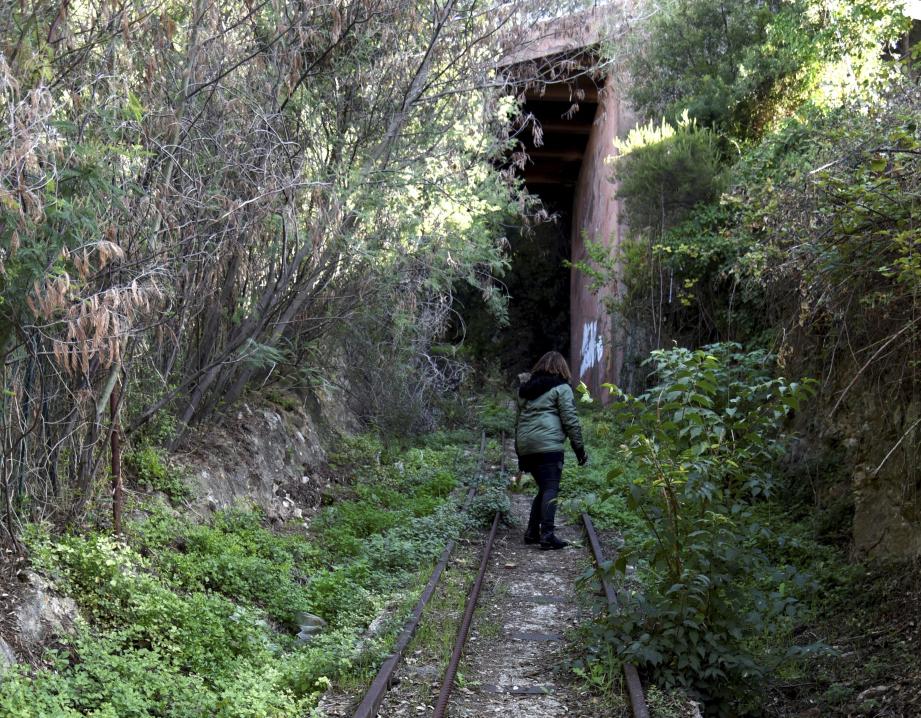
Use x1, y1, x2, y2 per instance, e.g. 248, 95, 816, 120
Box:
501, 5, 636, 400
518, 76, 602, 394
513, 68, 632, 401
450, 6, 634, 399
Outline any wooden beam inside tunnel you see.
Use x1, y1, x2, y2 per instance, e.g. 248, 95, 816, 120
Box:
516, 89, 596, 193
525, 82, 599, 104
531, 121, 593, 135
520, 175, 578, 187
523, 100, 597, 124
527, 149, 585, 162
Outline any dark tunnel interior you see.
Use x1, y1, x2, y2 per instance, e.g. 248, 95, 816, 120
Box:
449, 78, 599, 379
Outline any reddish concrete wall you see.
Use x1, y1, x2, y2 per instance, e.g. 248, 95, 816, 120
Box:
569, 82, 633, 400
500, 6, 617, 66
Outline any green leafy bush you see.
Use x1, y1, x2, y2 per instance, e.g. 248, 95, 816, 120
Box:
14, 530, 313, 717
606, 0, 915, 378
369, 501, 468, 569
123, 446, 190, 500
559, 418, 646, 540
327, 434, 384, 469
478, 398, 515, 436
0, 629, 317, 717
129, 508, 318, 625
612, 113, 723, 236
305, 561, 379, 627
621, 0, 798, 138
6, 429, 480, 717
596, 344, 818, 713
315, 500, 404, 559
29, 533, 275, 669
465, 485, 511, 529
313, 439, 461, 564
621, 0, 910, 140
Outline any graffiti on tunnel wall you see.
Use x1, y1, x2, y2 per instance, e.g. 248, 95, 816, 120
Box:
579, 320, 604, 380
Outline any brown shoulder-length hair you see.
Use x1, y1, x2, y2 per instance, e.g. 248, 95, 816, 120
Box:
531, 351, 571, 382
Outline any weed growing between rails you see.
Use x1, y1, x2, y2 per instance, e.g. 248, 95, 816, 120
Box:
0, 431, 494, 717
320, 425, 512, 717
562, 344, 828, 716
559, 412, 692, 717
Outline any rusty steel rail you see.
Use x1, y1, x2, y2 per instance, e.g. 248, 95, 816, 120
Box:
582, 512, 650, 718
431, 508, 501, 718
431, 434, 508, 718
351, 431, 487, 718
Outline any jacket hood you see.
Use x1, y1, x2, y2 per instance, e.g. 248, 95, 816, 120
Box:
519, 371, 568, 400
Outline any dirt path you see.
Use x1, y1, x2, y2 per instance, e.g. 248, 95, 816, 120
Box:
444, 490, 599, 718
357, 489, 604, 718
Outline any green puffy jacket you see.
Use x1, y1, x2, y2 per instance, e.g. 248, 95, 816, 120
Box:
515, 375, 584, 456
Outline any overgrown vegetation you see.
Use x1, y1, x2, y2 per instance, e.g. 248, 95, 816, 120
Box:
563, 341, 921, 716
0, 0, 596, 544
565, 4, 921, 710
601, 0, 918, 390
123, 446, 190, 501
3, 1, 920, 716
0, 430, 488, 716
561, 348, 822, 714
605, 346, 817, 713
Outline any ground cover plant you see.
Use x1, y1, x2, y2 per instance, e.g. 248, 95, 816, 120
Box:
0, 430, 487, 717
750, 486, 921, 715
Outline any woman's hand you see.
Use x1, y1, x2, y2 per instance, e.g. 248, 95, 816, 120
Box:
575, 445, 588, 466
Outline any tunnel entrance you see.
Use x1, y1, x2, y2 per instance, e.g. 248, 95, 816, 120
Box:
447, 203, 571, 378
449, 77, 599, 380
452, 8, 632, 395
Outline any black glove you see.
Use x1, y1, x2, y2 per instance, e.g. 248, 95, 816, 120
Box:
575, 445, 588, 466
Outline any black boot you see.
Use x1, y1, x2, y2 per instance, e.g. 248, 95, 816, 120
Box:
540, 532, 569, 550
524, 519, 540, 544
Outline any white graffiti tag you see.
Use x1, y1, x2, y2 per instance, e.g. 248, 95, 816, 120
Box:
579, 320, 605, 379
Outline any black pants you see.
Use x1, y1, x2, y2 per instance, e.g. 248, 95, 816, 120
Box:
521, 453, 563, 538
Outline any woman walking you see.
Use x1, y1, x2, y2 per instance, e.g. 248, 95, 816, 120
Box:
515, 351, 588, 550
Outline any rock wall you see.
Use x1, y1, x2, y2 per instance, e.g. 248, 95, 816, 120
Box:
845, 396, 921, 559
0, 384, 359, 670
0, 569, 82, 669
182, 384, 361, 524
804, 379, 921, 560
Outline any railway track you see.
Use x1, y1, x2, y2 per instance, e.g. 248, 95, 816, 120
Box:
581, 512, 649, 718
350, 432, 648, 718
